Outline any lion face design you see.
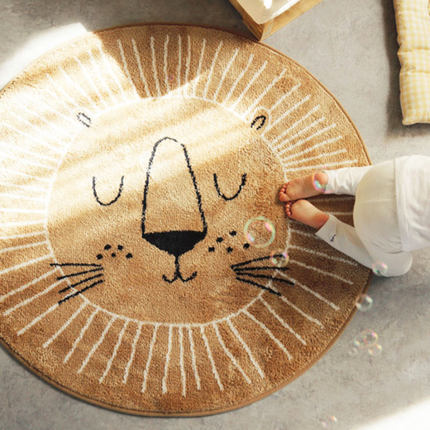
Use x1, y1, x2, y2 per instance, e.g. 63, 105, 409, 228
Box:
48, 97, 288, 323
0, 25, 371, 417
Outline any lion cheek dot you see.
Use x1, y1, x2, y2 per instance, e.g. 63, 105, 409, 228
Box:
97, 245, 131, 260
208, 247, 215, 253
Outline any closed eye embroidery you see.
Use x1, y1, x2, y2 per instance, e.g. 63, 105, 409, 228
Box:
92, 175, 125, 206
251, 115, 266, 130
213, 173, 247, 201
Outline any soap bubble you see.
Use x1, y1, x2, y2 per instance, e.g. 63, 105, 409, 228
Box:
319, 416, 338, 428
312, 172, 333, 194
312, 177, 327, 193
372, 261, 388, 276
270, 248, 289, 267
355, 294, 373, 312
367, 343, 383, 356
243, 216, 276, 248
348, 345, 360, 357
353, 329, 378, 350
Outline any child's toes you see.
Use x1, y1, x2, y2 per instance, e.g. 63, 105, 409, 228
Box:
279, 183, 289, 202
285, 201, 293, 217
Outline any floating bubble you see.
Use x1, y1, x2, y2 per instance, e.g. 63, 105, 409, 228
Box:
355, 294, 373, 312
348, 345, 360, 357
367, 343, 383, 356
270, 248, 289, 267
319, 416, 338, 428
353, 329, 378, 350
313, 178, 327, 192
243, 216, 276, 248
372, 261, 388, 276
312, 172, 330, 194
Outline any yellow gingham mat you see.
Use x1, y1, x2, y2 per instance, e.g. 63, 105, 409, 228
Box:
394, 0, 430, 125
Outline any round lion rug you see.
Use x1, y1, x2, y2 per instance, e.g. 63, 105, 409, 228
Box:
0, 24, 372, 416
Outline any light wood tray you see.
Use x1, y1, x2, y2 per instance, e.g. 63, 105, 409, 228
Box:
229, 0, 323, 40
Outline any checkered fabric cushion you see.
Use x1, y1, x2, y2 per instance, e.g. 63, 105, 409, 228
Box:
394, 0, 430, 125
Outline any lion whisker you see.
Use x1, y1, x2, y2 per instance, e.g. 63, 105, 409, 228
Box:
234, 265, 289, 272
58, 279, 104, 305
58, 273, 104, 294
235, 276, 281, 296
236, 272, 295, 286
50, 262, 103, 268
56, 267, 104, 280
231, 255, 274, 269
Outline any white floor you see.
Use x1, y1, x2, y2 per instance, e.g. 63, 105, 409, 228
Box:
1, 1, 430, 429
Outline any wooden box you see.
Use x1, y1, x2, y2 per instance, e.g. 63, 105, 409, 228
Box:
228, 0, 323, 40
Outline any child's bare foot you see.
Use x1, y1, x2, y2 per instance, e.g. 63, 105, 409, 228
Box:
285, 199, 329, 230
279, 171, 329, 203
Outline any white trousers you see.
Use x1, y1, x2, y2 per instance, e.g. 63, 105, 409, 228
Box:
315, 161, 413, 276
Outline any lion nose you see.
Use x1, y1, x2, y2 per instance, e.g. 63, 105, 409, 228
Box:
141, 137, 207, 257
143, 230, 206, 257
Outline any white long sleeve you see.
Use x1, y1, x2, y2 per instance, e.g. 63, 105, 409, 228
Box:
323, 166, 372, 195
395, 155, 430, 252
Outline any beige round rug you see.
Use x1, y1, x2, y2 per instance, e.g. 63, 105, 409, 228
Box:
0, 23, 372, 416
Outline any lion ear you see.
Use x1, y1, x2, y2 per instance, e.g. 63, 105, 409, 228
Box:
251, 115, 266, 130
250, 108, 269, 131
77, 112, 92, 127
